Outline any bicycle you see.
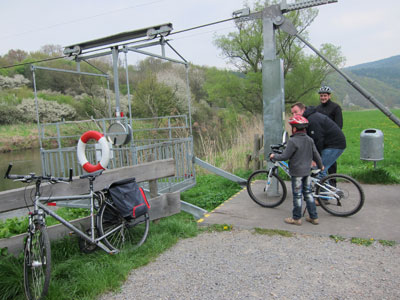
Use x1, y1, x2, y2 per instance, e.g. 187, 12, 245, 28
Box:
246, 143, 365, 217
4, 164, 149, 300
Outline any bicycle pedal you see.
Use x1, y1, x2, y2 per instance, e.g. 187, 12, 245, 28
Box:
68, 231, 76, 236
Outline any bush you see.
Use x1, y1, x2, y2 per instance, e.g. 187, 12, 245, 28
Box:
0, 74, 30, 89
0, 104, 23, 124
17, 98, 76, 123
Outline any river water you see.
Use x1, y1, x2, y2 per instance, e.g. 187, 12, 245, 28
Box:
0, 148, 42, 192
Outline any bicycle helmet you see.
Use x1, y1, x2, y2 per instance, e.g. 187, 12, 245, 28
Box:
288, 115, 309, 129
318, 85, 332, 94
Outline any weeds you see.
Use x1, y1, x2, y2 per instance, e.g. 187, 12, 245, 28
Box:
378, 239, 396, 247
201, 224, 233, 232
253, 228, 293, 237
330, 235, 397, 247
351, 237, 375, 246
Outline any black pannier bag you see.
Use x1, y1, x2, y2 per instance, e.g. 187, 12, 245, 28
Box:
108, 177, 150, 219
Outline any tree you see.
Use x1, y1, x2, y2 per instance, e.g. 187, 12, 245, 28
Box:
40, 44, 63, 57
203, 68, 262, 114
133, 72, 179, 119
213, 0, 346, 106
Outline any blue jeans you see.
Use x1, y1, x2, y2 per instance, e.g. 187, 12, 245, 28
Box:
291, 176, 318, 220
319, 148, 344, 178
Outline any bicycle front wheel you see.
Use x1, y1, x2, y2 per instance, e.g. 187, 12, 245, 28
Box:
315, 174, 365, 217
24, 221, 51, 300
247, 170, 287, 208
97, 201, 150, 251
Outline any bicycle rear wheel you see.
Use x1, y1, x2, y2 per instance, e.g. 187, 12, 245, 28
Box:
247, 170, 287, 208
97, 201, 150, 251
315, 174, 364, 217
24, 221, 51, 300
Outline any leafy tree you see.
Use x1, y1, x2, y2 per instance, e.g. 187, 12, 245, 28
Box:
0, 49, 29, 76
203, 68, 262, 113
133, 72, 179, 119
3, 49, 28, 65
213, 0, 346, 107
40, 44, 63, 56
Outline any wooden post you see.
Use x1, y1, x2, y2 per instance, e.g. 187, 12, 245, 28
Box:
148, 153, 158, 198
253, 134, 261, 171
148, 153, 159, 224
245, 154, 251, 170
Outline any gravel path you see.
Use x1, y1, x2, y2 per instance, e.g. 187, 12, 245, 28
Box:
99, 230, 400, 300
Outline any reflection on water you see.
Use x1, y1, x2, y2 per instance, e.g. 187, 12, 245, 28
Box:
0, 148, 42, 192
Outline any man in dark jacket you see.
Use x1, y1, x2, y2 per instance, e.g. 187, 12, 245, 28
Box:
316, 86, 343, 129
316, 86, 343, 176
291, 102, 346, 179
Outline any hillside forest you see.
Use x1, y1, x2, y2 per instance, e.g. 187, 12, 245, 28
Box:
0, 0, 399, 160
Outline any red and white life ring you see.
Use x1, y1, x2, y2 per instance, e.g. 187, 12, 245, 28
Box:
77, 131, 110, 173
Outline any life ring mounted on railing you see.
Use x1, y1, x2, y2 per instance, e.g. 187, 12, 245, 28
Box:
77, 131, 110, 173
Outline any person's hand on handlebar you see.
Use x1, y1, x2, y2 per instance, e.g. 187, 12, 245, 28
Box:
311, 160, 325, 171
269, 153, 275, 161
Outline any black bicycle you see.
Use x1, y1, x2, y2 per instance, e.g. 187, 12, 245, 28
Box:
247, 143, 365, 217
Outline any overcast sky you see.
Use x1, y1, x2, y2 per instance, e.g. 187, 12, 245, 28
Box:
1, 0, 399, 69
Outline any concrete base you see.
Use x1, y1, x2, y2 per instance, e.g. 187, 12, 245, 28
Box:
198, 183, 400, 243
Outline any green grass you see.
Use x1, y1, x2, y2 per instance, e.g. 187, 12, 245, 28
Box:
350, 237, 375, 246
200, 224, 233, 232
330, 235, 396, 247
253, 228, 293, 237
339, 109, 400, 183
0, 208, 90, 239
0, 171, 247, 300
378, 239, 396, 247
0, 212, 200, 300
329, 234, 346, 243
181, 170, 250, 211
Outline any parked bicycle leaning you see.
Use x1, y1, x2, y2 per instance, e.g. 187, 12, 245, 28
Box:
4, 164, 150, 300
270, 115, 324, 225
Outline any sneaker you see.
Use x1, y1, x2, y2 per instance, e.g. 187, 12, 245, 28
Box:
306, 217, 319, 225
284, 217, 302, 226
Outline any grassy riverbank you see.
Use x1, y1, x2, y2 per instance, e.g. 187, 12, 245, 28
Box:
0, 124, 39, 152
1, 109, 399, 182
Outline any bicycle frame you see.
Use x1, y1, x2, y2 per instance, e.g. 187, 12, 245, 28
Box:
269, 160, 340, 202
32, 179, 119, 254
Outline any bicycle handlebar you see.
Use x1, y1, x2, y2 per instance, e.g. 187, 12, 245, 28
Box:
270, 142, 286, 152
4, 163, 73, 183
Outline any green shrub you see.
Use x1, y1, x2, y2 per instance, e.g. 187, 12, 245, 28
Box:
0, 104, 23, 124
17, 98, 76, 123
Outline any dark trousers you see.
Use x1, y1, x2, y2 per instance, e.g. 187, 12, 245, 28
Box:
328, 161, 337, 174
328, 161, 337, 187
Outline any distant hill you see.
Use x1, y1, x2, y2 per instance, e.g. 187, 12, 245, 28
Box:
326, 55, 400, 109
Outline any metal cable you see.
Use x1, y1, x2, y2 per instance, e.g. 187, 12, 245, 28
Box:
0, 16, 238, 70
0, 55, 67, 69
